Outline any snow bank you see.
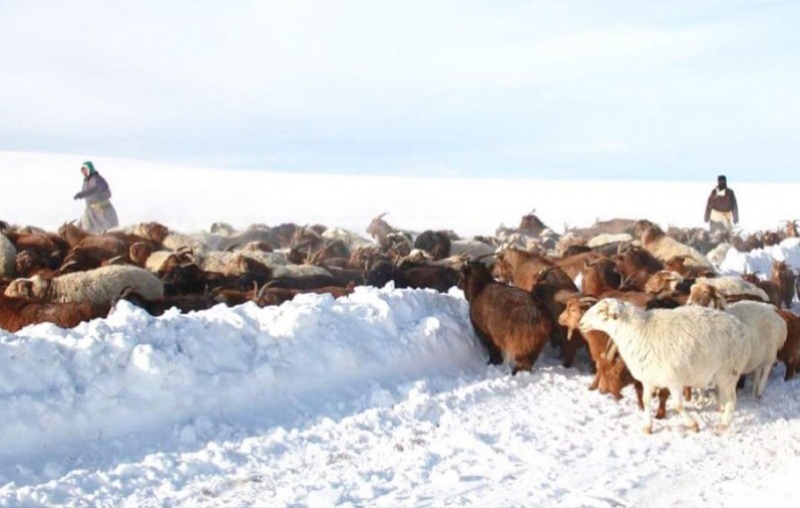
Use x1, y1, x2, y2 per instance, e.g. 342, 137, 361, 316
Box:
0, 286, 483, 483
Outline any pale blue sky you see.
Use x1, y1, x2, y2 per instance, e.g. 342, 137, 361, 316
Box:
1, 1, 798, 180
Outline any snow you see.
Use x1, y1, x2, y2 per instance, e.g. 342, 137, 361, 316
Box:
1, 151, 800, 506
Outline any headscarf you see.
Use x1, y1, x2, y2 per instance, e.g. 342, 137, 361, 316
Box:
81, 161, 97, 175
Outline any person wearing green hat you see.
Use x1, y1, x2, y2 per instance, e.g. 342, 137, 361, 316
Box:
73, 161, 119, 233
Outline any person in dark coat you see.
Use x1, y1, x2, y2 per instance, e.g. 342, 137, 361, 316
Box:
74, 161, 119, 233
704, 174, 738, 236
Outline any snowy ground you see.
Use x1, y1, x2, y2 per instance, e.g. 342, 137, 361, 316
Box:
1, 152, 800, 506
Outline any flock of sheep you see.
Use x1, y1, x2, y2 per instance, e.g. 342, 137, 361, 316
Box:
1, 213, 799, 433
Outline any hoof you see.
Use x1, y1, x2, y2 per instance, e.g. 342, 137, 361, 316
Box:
687, 422, 700, 433
642, 425, 653, 435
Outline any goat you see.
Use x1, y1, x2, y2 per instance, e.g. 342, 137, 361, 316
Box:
580, 258, 621, 297
0, 294, 112, 332
459, 261, 554, 374
365, 260, 458, 293
413, 230, 452, 260
741, 273, 781, 308
613, 245, 664, 291
771, 260, 796, 309
776, 309, 800, 381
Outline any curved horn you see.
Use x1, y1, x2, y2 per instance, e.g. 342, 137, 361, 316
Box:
256, 279, 279, 298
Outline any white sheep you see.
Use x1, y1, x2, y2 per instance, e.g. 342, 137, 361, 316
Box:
706, 242, 734, 268
0, 232, 16, 278
144, 250, 177, 273
587, 233, 632, 249
578, 298, 751, 433
198, 251, 290, 275
450, 239, 496, 266
4, 265, 164, 304
322, 227, 374, 250
637, 221, 714, 270
687, 283, 787, 399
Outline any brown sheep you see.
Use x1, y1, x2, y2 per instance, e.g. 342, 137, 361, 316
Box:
0, 295, 112, 332
771, 260, 796, 309
776, 309, 800, 380
458, 261, 554, 374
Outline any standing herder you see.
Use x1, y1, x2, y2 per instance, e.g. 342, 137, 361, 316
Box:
704, 174, 738, 237
73, 161, 119, 233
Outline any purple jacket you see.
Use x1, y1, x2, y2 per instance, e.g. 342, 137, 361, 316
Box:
75, 172, 112, 205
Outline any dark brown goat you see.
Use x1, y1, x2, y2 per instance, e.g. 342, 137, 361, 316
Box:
365, 260, 458, 293
413, 230, 452, 260
493, 248, 555, 290
0, 295, 112, 332
613, 245, 664, 290
776, 309, 800, 380
528, 266, 586, 368
458, 261, 554, 374
580, 258, 621, 297
253, 281, 356, 306
771, 260, 796, 309
741, 273, 781, 308
122, 291, 219, 316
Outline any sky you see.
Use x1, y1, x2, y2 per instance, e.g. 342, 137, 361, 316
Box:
1, 1, 799, 180
1, 159, 800, 505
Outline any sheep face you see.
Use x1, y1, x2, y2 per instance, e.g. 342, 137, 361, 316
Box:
644, 270, 684, 295
4, 279, 34, 299
687, 283, 726, 309
579, 298, 624, 335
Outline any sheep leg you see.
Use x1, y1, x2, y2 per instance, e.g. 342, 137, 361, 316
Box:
754, 364, 772, 399
640, 383, 654, 434
670, 384, 698, 432
717, 378, 738, 429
